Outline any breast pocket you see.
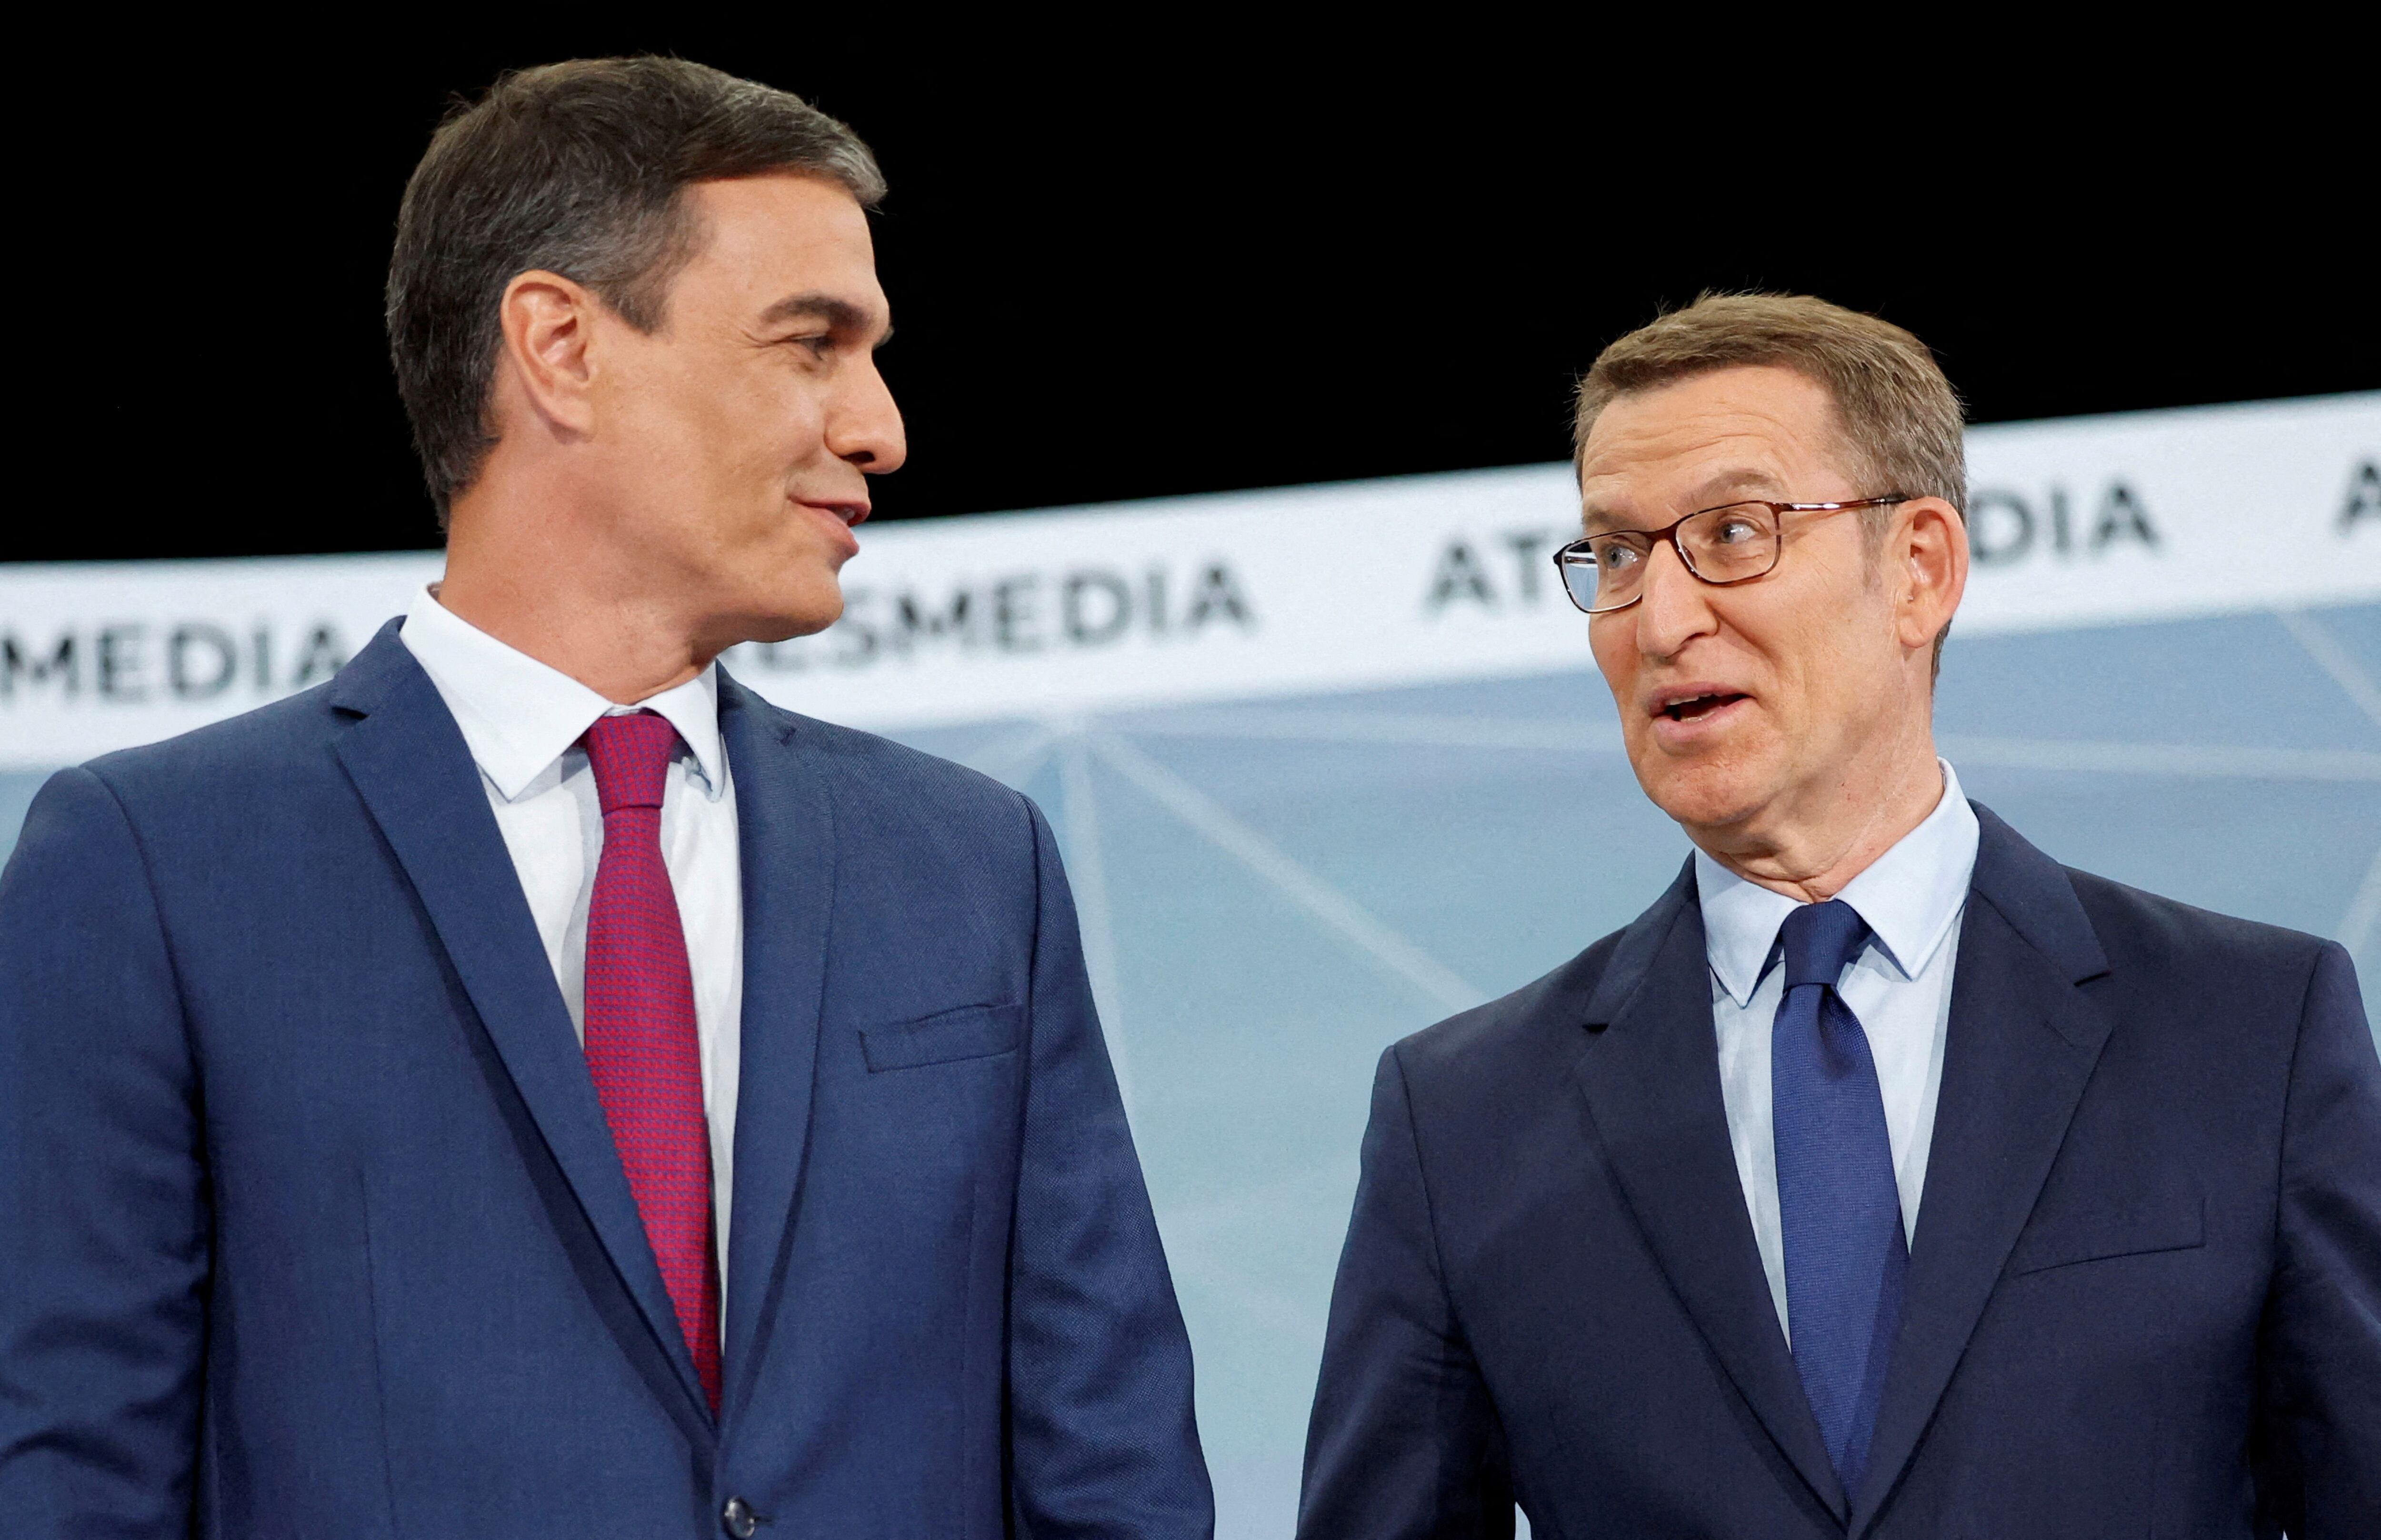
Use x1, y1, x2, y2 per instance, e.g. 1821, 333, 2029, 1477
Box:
2008, 1189, 2204, 1276
859, 1002, 1023, 1072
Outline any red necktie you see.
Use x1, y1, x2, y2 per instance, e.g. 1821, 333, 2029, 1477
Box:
580, 710, 721, 1412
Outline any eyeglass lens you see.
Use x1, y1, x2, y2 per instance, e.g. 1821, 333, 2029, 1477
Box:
1557, 502, 1781, 612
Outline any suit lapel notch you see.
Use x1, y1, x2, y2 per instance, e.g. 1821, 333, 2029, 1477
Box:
329, 629, 718, 1428
1573, 863, 1849, 1521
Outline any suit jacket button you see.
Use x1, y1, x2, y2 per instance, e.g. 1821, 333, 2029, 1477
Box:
721, 1496, 758, 1538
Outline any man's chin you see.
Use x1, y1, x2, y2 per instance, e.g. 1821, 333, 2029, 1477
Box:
717, 582, 843, 649
1634, 753, 1777, 838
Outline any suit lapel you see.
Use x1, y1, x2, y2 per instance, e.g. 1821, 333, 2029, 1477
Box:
1848, 805, 2112, 1535
1573, 861, 1848, 1522
328, 625, 716, 1425
715, 673, 835, 1426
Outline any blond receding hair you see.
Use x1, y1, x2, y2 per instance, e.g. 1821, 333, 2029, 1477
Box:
1573, 292, 1967, 671
1574, 292, 1967, 520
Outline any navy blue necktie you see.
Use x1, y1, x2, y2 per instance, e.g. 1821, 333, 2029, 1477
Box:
1772, 899, 1907, 1498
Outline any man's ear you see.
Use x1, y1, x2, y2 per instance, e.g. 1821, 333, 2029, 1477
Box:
493, 270, 601, 440
1895, 497, 1969, 655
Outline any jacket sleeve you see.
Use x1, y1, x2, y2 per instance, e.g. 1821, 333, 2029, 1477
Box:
1299, 1047, 1513, 1540
0, 768, 209, 1537
2252, 941, 2381, 1537
1005, 799, 1214, 1538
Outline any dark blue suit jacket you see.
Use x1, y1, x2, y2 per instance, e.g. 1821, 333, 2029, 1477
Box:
1301, 806, 2381, 1538
0, 625, 1211, 1539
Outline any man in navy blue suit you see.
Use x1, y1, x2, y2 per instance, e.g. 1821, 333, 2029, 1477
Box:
1300, 295, 2381, 1537
0, 58, 1210, 1538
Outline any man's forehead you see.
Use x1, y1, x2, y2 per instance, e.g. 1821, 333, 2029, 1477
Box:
687, 176, 879, 279
670, 183, 888, 338
690, 170, 870, 226
1578, 374, 1841, 525
1579, 446, 1795, 530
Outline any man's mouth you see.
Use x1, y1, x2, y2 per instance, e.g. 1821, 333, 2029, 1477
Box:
796, 499, 869, 528
1655, 690, 1748, 722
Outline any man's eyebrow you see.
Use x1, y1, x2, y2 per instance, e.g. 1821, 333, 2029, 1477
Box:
1580, 468, 1787, 533
755, 292, 886, 338
1685, 468, 1785, 505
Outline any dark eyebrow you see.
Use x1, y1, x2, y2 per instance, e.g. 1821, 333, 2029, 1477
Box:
755, 292, 890, 343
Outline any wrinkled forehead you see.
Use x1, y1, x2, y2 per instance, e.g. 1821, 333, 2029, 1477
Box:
1576, 368, 1852, 532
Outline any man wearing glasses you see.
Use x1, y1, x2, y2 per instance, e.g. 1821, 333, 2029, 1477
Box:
1300, 294, 2380, 1536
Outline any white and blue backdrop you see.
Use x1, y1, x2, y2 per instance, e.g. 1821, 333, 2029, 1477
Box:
6, 392, 2379, 1534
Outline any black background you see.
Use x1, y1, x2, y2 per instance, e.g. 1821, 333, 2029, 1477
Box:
20, 27, 2372, 563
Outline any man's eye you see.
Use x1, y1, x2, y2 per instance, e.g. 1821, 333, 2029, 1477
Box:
1713, 518, 1760, 544
1596, 541, 1642, 569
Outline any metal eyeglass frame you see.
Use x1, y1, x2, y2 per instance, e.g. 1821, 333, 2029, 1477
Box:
1551, 495, 1914, 614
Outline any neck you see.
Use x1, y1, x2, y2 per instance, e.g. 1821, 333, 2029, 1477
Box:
1691, 717, 1945, 904
437, 481, 712, 706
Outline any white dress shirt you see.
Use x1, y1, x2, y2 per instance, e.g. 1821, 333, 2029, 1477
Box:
1697, 760, 1979, 1342
400, 586, 743, 1270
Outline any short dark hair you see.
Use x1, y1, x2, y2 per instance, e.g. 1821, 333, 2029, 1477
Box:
386, 57, 886, 519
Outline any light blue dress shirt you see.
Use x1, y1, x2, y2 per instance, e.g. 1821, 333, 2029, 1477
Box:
1695, 760, 1980, 1342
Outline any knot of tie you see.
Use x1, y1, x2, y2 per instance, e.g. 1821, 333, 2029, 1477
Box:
581, 710, 681, 816
1781, 898, 1871, 993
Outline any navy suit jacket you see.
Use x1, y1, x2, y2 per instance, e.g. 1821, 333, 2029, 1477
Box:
1301, 806, 2381, 1538
0, 625, 1211, 1539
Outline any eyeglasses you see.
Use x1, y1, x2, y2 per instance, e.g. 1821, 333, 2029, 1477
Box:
1552, 495, 1912, 614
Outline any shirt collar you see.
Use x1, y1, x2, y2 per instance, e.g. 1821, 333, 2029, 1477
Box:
1694, 760, 1980, 1007
397, 585, 728, 804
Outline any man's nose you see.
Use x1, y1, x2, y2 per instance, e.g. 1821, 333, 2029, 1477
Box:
1633, 540, 1715, 659
830, 357, 908, 475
